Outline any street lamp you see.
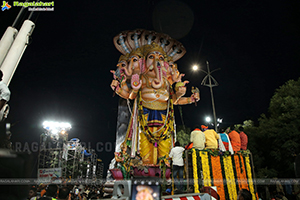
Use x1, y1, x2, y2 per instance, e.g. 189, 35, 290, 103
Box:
192, 65, 198, 71
217, 118, 223, 128
205, 116, 211, 123
193, 61, 220, 131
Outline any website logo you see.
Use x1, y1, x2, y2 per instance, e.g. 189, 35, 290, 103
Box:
1, 1, 11, 11
2, 1, 54, 11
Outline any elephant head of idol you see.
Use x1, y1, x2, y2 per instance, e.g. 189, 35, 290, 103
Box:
142, 43, 167, 89
128, 48, 144, 89
164, 56, 184, 85
116, 54, 129, 77
127, 48, 144, 76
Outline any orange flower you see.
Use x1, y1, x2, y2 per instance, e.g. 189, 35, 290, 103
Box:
234, 155, 243, 190
239, 155, 249, 190
210, 155, 225, 200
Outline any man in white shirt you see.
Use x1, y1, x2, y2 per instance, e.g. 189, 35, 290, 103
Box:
169, 141, 185, 192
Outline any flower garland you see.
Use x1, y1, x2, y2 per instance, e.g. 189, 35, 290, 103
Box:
231, 155, 240, 193
189, 150, 257, 200
199, 151, 212, 187
158, 156, 168, 192
245, 156, 256, 200
210, 155, 225, 200
219, 155, 230, 200
238, 154, 249, 190
196, 149, 202, 189
223, 156, 237, 200
192, 148, 199, 193
233, 155, 243, 191
206, 148, 219, 157
207, 153, 214, 185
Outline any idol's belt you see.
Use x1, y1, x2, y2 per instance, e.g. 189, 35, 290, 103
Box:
142, 100, 168, 110
142, 90, 168, 95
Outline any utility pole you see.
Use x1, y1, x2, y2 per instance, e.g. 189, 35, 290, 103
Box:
200, 61, 220, 131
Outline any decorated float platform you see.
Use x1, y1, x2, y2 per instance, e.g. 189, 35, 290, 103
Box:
186, 149, 258, 200
107, 149, 258, 200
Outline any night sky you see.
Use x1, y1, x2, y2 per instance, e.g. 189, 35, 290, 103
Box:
1, 0, 300, 176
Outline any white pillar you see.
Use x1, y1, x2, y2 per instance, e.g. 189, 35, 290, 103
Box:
0, 20, 35, 85
0, 27, 18, 66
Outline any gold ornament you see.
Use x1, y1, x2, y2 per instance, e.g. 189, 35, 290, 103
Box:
129, 48, 143, 59
142, 42, 166, 57
118, 54, 129, 62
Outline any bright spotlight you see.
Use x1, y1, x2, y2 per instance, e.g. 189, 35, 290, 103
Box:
51, 129, 59, 135
192, 65, 198, 71
205, 116, 211, 122
43, 121, 72, 135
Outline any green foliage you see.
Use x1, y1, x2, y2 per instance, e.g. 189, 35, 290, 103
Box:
176, 125, 191, 146
243, 120, 254, 127
256, 167, 278, 178
247, 78, 300, 178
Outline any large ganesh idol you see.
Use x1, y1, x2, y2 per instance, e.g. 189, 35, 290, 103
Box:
110, 29, 200, 165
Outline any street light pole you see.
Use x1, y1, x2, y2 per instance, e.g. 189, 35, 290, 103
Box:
200, 61, 220, 131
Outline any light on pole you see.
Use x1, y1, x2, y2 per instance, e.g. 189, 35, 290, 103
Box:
42, 121, 72, 140
192, 65, 198, 71
193, 61, 220, 131
205, 116, 211, 123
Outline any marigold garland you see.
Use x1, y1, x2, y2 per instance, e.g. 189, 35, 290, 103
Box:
231, 155, 240, 194
196, 150, 202, 189
192, 149, 199, 193
199, 151, 211, 186
220, 155, 230, 200
207, 153, 214, 186
223, 156, 237, 200
211, 155, 225, 200
245, 156, 256, 200
189, 150, 257, 200
238, 154, 249, 190
234, 155, 242, 191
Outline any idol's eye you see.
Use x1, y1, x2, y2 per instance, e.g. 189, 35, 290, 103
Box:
133, 58, 138, 62
159, 56, 164, 61
122, 64, 126, 67
149, 55, 154, 59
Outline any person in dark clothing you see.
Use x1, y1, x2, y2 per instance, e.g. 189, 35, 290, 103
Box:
39, 184, 58, 200
238, 189, 252, 200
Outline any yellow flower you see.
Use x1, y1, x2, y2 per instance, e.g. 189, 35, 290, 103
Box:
199, 151, 211, 186
192, 149, 199, 193
245, 156, 256, 200
223, 156, 237, 200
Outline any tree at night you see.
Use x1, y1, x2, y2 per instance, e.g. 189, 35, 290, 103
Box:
249, 78, 300, 177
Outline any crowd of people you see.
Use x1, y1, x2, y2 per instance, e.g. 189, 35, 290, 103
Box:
26, 181, 104, 200
190, 125, 248, 153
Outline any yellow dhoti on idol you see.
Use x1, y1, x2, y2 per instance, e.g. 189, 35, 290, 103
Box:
125, 91, 174, 165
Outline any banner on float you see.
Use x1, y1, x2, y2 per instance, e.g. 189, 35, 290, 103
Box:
38, 168, 61, 182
